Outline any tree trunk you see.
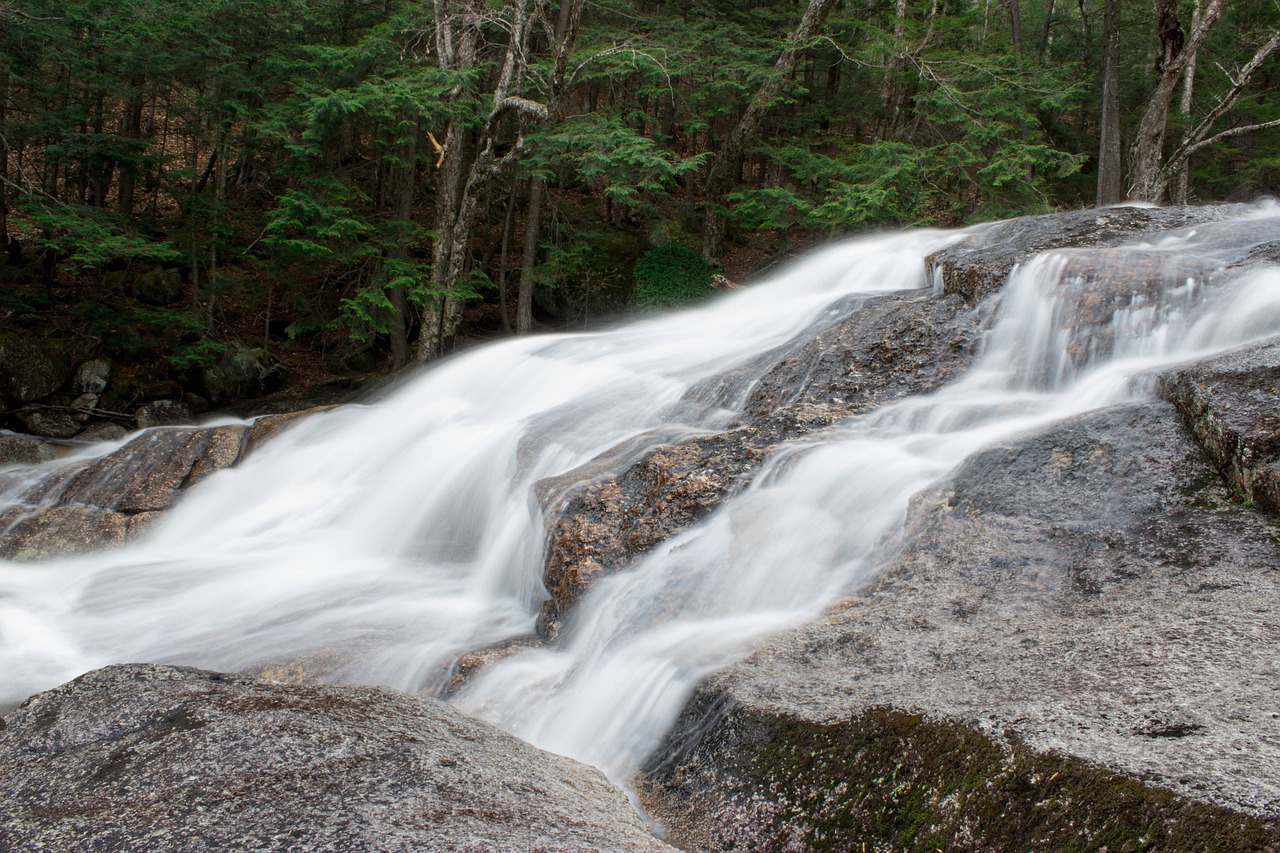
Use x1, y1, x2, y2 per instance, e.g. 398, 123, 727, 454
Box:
116, 82, 144, 215
1009, 0, 1023, 54
516, 176, 544, 335
1127, 0, 1224, 202
1170, 0, 1203, 204
701, 0, 840, 264
1096, 0, 1122, 205
1039, 0, 1056, 59
514, 0, 584, 336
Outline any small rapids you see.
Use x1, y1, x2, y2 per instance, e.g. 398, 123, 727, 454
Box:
3, 206, 1280, 786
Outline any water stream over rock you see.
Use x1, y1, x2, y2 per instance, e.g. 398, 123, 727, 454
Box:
3, 204, 1280, 809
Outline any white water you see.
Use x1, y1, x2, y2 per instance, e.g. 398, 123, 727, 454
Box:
3, 208, 1280, 786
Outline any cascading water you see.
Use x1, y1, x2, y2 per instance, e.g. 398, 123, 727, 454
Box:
3, 206, 1280, 793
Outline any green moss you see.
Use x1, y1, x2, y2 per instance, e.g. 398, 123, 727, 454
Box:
738, 707, 1280, 852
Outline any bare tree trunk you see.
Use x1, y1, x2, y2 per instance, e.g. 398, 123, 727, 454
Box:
702, 0, 839, 264
1039, 0, 1056, 58
1128, 0, 1224, 202
497, 185, 517, 334
1171, 0, 1203, 204
1096, 0, 1123, 205
117, 82, 144, 215
1009, 0, 1023, 54
513, 0, 584, 336
516, 176, 544, 336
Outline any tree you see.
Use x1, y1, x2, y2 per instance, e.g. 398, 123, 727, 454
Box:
701, 0, 840, 264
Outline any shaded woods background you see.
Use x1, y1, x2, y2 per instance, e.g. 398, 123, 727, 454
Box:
0, 0, 1276, 397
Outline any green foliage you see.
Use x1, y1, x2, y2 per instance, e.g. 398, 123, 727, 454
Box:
529, 113, 706, 212
632, 244, 713, 310
18, 198, 181, 270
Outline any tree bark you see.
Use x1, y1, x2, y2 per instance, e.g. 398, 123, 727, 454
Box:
513, 0, 583, 336
1009, 0, 1023, 54
1127, 0, 1224, 202
1096, 0, 1122, 206
701, 0, 840, 264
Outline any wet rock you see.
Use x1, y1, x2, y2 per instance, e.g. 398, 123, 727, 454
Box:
1159, 339, 1280, 518
534, 291, 982, 638
71, 358, 112, 395
0, 435, 56, 466
0, 505, 129, 560
640, 403, 1280, 848
0, 331, 70, 403
125, 510, 164, 540
134, 399, 194, 428
74, 422, 129, 443
17, 408, 80, 439
926, 204, 1249, 304
244, 406, 339, 457
0, 664, 676, 853
61, 425, 247, 513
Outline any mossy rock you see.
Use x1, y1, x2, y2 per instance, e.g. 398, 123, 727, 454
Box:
130, 268, 184, 306
0, 332, 70, 403
197, 341, 286, 405
641, 700, 1280, 852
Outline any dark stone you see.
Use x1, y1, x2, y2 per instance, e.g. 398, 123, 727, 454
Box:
198, 341, 286, 405
0, 505, 129, 560
129, 268, 183, 305
71, 359, 112, 395
0, 664, 674, 852
17, 409, 80, 439
1159, 339, 1280, 518
0, 331, 70, 403
0, 435, 56, 466
134, 399, 194, 429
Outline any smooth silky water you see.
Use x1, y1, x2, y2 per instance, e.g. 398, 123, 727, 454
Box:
3, 207, 1280, 791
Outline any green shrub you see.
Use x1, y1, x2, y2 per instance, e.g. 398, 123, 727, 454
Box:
632, 244, 713, 310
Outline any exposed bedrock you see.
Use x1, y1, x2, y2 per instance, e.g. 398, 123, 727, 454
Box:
1160, 339, 1280, 519
534, 290, 982, 638
638, 402, 1280, 850
926, 203, 1254, 304
0, 664, 675, 853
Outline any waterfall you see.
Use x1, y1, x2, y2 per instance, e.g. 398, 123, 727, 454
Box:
3, 208, 1280, 788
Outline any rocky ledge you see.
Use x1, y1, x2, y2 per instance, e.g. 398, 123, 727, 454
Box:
638, 400, 1280, 850
0, 663, 674, 853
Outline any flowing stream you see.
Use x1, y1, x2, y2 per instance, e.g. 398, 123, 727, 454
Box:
3, 207, 1280, 786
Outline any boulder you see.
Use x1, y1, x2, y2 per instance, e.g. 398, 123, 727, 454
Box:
0, 664, 676, 853
17, 408, 80, 439
0, 504, 129, 560
71, 358, 112, 395
0, 331, 70, 403
74, 422, 129, 443
129, 267, 183, 305
61, 425, 247, 514
198, 341, 286, 405
134, 399, 194, 429
639, 403, 1280, 848
0, 435, 56, 466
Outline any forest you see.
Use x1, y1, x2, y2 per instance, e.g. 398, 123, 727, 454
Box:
0, 0, 1277, 408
